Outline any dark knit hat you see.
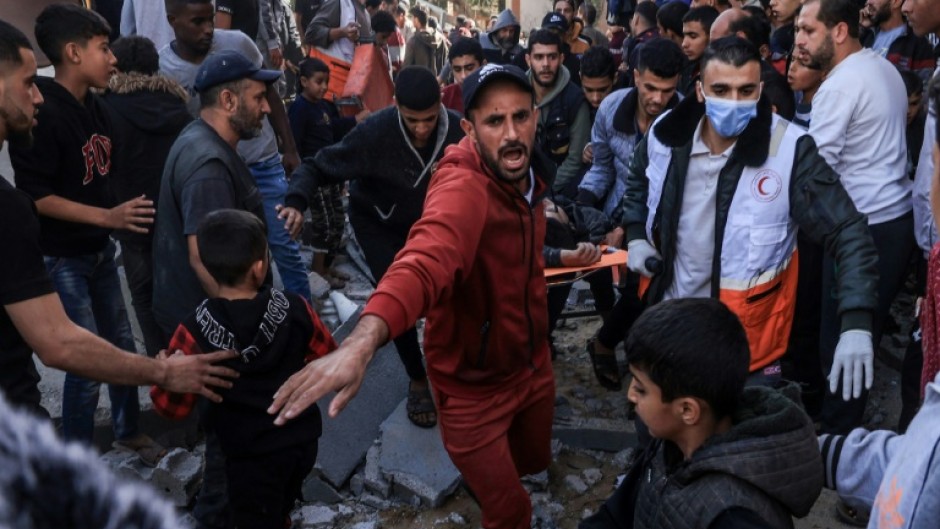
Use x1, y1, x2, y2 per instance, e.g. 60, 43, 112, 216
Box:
394, 66, 441, 111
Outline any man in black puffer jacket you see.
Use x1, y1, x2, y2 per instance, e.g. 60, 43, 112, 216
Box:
280, 66, 464, 428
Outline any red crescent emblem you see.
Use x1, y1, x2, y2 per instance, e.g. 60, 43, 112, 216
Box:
757, 176, 770, 195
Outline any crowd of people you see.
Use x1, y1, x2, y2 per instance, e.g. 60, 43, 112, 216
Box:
0, 0, 939, 527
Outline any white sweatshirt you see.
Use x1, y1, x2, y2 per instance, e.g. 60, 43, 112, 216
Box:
809, 47, 912, 225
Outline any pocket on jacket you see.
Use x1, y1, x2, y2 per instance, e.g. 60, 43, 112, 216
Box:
747, 222, 788, 272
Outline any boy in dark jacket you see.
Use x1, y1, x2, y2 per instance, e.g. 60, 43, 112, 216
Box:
582, 298, 823, 529
10, 4, 162, 461
103, 35, 192, 356
151, 209, 336, 529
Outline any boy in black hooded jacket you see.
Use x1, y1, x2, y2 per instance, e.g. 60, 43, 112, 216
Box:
152, 209, 336, 529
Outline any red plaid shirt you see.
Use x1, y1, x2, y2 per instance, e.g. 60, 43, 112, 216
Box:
151, 298, 337, 420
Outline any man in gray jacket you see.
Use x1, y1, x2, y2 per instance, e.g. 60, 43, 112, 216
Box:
527, 28, 590, 196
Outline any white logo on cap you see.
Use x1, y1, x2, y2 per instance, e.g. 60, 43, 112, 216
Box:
477, 63, 506, 82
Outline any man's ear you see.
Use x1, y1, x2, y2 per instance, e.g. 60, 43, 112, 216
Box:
832, 21, 850, 45
525, 53, 533, 69
460, 117, 476, 141
220, 89, 238, 112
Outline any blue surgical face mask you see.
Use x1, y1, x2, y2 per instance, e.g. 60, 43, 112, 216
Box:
700, 84, 761, 138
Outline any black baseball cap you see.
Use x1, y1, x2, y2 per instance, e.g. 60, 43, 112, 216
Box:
541, 12, 568, 32
462, 63, 534, 114
194, 50, 282, 93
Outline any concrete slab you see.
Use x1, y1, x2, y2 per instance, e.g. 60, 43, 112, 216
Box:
552, 416, 636, 453
377, 400, 461, 507
314, 326, 410, 487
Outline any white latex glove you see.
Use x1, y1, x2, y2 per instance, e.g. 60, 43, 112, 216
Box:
627, 239, 661, 278
829, 329, 874, 401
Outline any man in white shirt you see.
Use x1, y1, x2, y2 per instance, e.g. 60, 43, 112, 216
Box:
796, 0, 913, 435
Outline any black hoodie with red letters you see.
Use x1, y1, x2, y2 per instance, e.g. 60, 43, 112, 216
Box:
11, 77, 115, 258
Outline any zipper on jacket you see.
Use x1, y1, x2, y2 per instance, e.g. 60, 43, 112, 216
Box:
477, 320, 491, 369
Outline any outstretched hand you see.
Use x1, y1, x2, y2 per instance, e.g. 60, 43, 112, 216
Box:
268, 315, 389, 425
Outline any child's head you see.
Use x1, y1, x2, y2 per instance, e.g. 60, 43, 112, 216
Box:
111, 36, 159, 76
35, 4, 115, 89
197, 210, 269, 289
298, 58, 330, 102
898, 69, 924, 126
626, 298, 750, 441
787, 56, 822, 94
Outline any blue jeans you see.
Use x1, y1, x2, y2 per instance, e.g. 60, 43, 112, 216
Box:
249, 156, 312, 302
43, 240, 140, 443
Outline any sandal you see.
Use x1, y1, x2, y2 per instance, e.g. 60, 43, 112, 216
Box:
113, 433, 167, 468
587, 339, 622, 391
406, 382, 437, 429
835, 501, 870, 527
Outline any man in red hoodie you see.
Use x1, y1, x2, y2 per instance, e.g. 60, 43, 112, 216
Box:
271, 63, 553, 529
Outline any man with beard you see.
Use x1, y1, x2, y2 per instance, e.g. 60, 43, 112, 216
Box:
795, 0, 913, 437
0, 18, 237, 422
481, 8, 527, 70
160, 0, 311, 314
527, 28, 590, 196
153, 50, 278, 339
270, 63, 555, 529
860, 0, 934, 83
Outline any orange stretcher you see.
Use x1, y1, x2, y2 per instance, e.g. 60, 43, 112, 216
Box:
309, 44, 394, 117
544, 246, 628, 286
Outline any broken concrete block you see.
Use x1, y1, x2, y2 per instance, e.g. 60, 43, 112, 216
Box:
349, 521, 379, 529
582, 468, 603, 487
301, 474, 343, 504
151, 448, 202, 507
100, 448, 153, 482
378, 400, 461, 507
298, 505, 337, 528
552, 416, 635, 452
315, 331, 409, 488
359, 493, 392, 510
363, 444, 390, 498
564, 475, 588, 494
349, 473, 365, 496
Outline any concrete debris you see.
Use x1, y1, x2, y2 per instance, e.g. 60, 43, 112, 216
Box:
564, 474, 589, 494
378, 401, 461, 507
302, 474, 344, 504
363, 444, 391, 498
151, 448, 202, 507
582, 468, 603, 487
296, 505, 337, 528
